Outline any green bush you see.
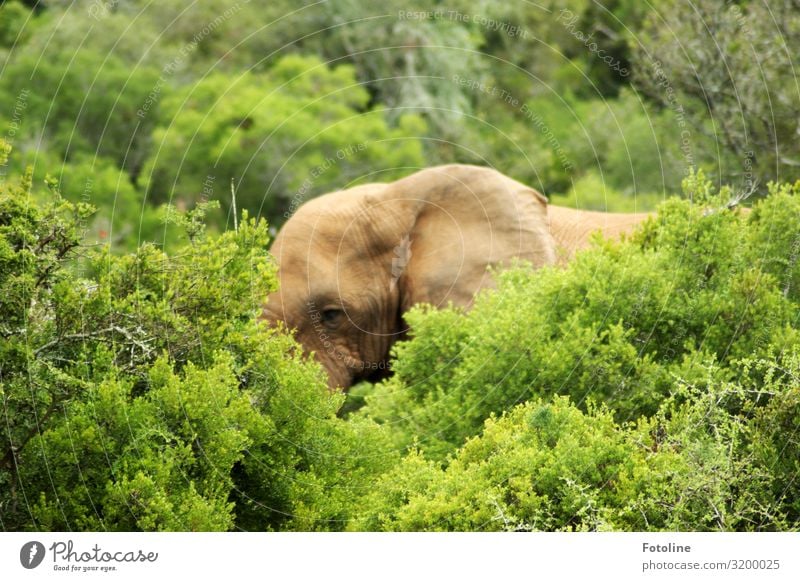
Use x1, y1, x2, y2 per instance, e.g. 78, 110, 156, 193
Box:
745, 352, 800, 524
2, 148, 163, 252
353, 387, 788, 531
3, 144, 799, 532
358, 172, 800, 461
353, 397, 640, 531
0, 151, 394, 531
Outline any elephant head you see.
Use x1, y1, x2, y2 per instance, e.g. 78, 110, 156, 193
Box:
263, 164, 557, 389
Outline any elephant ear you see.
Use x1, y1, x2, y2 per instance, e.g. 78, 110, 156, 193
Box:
363, 164, 556, 312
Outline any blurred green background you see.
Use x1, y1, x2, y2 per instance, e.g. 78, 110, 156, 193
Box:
3, 0, 797, 250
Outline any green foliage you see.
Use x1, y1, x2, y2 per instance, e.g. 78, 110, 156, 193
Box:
359, 172, 800, 460
142, 55, 426, 227
550, 171, 662, 212
632, 0, 800, 188
747, 353, 800, 523
0, 162, 393, 531
0, 0, 693, 235
454, 89, 683, 208
23, 355, 265, 531
562, 90, 685, 197
301, 0, 480, 140
745, 181, 800, 303
52, 154, 164, 250
3, 0, 800, 533
0, 1, 33, 49
0, 47, 161, 173
4, 149, 164, 251
354, 397, 640, 531
354, 389, 787, 531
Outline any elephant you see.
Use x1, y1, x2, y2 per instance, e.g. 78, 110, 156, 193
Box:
547, 204, 652, 262
263, 164, 650, 389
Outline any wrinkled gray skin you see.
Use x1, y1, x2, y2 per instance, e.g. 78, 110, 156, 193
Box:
262, 164, 557, 389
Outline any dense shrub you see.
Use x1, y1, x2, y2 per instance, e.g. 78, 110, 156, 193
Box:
632, 0, 800, 188
2, 146, 799, 531
358, 172, 800, 460
353, 371, 792, 531
1, 148, 164, 251
745, 353, 800, 524
353, 397, 643, 531
0, 151, 394, 531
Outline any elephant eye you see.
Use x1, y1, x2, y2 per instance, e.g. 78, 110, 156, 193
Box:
321, 308, 344, 327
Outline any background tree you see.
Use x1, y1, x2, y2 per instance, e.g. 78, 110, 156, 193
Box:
632, 0, 800, 192
142, 55, 426, 228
